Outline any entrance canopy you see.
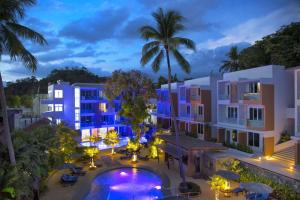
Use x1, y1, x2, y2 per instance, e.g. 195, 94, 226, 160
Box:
158, 134, 227, 152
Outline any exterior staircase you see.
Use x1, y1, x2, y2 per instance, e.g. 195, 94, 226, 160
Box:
272, 145, 296, 164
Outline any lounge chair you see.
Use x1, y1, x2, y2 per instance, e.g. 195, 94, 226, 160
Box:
70, 167, 86, 176
60, 174, 78, 186
245, 193, 263, 200
231, 187, 245, 196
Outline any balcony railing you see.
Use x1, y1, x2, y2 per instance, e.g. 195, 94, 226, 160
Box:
81, 109, 95, 114
190, 94, 200, 101
191, 114, 204, 122
247, 120, 264, 128
219, 94, 230, 100
242, 93, 260, 101
81, 122, 94, 127
81, 96, 99, 100
219, 117, 238, 124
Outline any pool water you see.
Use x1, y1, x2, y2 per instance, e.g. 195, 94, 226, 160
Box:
85, 168, 163, 200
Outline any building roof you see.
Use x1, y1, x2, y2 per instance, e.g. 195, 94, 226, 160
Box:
72, 83, 104, 88
158, 134, 227, 151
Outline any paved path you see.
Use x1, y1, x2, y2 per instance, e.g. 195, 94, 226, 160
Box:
41, 149, 246, 200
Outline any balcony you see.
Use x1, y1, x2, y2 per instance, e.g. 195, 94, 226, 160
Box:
219, 94, 230, 100
242, 93, 260, 101
81, 122, 94, 127
81, 96, 99, 100
247, 120, 264, 129
191, 114, 204, 122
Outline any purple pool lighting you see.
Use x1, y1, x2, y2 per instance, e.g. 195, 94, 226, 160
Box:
85, 168, 163, 200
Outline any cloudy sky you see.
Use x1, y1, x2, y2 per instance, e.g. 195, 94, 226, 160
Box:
2, 0, 300, 81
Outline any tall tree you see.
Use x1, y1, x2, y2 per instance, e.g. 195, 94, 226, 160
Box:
0, 0, 47, 165
219, 46, 241, 73
140, 8, 196, 186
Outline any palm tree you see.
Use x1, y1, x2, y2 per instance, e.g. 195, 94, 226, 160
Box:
140, 8, 195, 186
219, 46, 241, 73
0, 0, 47, 165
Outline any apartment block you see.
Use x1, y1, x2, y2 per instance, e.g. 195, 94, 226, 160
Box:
216, 65, 294, 156
293, 67, 300, 165
42, 81, 132, 141
177, 75, 221, 140
156, 83, 181, 131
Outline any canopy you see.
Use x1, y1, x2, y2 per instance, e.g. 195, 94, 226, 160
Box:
240, 182, 273, 194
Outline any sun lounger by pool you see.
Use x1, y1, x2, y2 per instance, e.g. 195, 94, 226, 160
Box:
70, 167, 86, 176
60, 174, 78, 186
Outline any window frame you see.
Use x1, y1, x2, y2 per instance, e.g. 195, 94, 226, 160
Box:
54, 90, 63, 98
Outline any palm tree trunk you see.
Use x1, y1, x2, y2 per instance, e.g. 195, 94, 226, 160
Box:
0, 72, 16, 165
165, 47, 187, 186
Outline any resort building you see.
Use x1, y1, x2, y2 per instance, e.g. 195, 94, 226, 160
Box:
42, 81, 132, 141
176, 75, 221, 140
216, 65, 294, 156
156, 82, 181, 131
293, 67, 300, 165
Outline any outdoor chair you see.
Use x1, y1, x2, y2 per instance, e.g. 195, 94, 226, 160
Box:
231, 187, 245, 196
70, 167, 86, 176
60, 174, 78, 186
245, 193, 263, 200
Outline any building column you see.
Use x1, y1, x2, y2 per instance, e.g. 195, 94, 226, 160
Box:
204, 125, 211, 141
263, 136, 274, 156
217, 128, 225, 143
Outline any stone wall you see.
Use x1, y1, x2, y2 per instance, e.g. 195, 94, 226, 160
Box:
240, 161, 300, 193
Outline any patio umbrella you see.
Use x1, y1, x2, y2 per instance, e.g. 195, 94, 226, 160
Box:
240, 182, 273, 194
215, 170, 240, 181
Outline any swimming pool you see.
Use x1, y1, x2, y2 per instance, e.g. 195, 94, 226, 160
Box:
85, 167, 163, 200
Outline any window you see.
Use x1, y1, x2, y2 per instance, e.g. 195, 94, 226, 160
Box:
248, 82, 260, 93
226, 83, 231, 96
232, 130, 237, 142
48, 104, 53, 111
81, 129, 90, 141
75, 87, 80, 108
54, 90, 63, 98
75, 122, 80, 130
249, 107, 263, 120
75, 109, 80, 121
187, 106, 190, 115
56, 118, 61, 125
248, 132, 260, 147
197, 124, 204, 134
198, 106, 203, 115
227, 107, 237, 118
99, 103, 107, 112
55, 104, 63, 111
198, 88, 201, 96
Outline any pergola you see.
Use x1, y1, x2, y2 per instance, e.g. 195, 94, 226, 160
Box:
158, 134, 227, 177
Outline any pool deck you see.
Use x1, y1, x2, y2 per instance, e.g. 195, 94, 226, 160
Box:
41, 148, 246, 200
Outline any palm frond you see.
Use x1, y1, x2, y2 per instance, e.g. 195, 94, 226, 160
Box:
140, 26, 161, 40
171, 49, 191, 73
142, 41, 160, 55
7, 23, 47, 45
2, 25, 37, 72
151, 50, 164, 72
165, 10, 184, 37
170, 37, 196, 51
140, 46, 160, 66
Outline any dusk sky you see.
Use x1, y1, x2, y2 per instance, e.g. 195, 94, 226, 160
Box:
2, 0, 300, 82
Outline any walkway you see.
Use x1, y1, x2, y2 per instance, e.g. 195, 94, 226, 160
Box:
41, 148, 246, 200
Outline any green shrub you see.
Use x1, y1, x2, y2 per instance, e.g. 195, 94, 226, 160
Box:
278, 131, 291, 144
223, 142, 253, 154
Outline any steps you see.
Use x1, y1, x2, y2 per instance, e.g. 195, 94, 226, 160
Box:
273, 145, 296, 164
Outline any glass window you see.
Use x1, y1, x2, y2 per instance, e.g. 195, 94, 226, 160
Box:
248, 132, 254, 146
75, 88, 80, 108
248, 132, 260, 147
198, 106, 203, 115
198, 88, 201, 96
187, 106, 190, 115
55, 104, 63, 111
249, 107, 263, 120
75, 122, 80, 130
99, 103, 107, 112
81, 129, 90, 141
227, 107, 237, 118
55, 90, 63, 98
197, 124, 204, 134
75, 109, 80, 121
232, 130, 237, 142
56, 118, 61, 125
48, 104, 53, 111
249, 82, 260, 93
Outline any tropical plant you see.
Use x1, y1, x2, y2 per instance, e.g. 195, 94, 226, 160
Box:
140, 7, 196, 186
6, 95, 21, 108
148, 132, 163, 159
56, 123, 78, 163
20, 95, 33, 108
0, 0, 47, 165
84, 135, 101, 168
0, 166, 17, 200
219, 46, 242, 73
104, 130, 120, 155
